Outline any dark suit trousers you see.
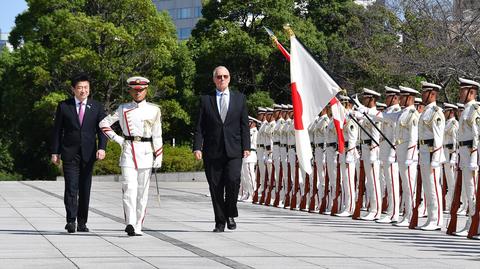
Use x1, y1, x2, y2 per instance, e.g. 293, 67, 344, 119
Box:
204, 155, 242, 226
63, 152, 94, 225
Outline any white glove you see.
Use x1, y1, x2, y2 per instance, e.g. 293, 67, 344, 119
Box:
469, 163, 478, 171
113, 135, 125, 146
449, 154, 457, 165
431, 161, 440, 168
345, 154, 354, 163
153, 156, 162, 168
405, 159, 414, 166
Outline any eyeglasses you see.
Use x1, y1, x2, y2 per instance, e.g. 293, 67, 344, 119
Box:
216, 75, 229, 80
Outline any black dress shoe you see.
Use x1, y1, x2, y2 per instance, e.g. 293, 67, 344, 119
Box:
65, 222, 76, 233
227, 217, 236, 230
77, 224, 89, 232
213, 224, 225, 233
125, 224, 136, 236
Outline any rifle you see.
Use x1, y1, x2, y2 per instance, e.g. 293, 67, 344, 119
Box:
353, 160, 366, 219
331, 155, 341, 215
467, 171, 480, 238
447, 169, 463, 235
309, 161, 319, 212
284, 161, 292, 208
348, 95, 395, 149
409, 164, 423, 229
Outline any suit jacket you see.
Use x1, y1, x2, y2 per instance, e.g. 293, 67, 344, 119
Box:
193, 90, 250, 159
51, 98, 107, 162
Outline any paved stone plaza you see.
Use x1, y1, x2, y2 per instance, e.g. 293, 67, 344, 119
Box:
0, 180, 479, 268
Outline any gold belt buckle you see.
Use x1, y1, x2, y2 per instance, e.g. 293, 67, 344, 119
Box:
134, 136, 141, 142
419, 140, 425, 145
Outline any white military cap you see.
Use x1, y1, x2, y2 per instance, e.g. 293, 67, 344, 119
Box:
287, 104, 293, 110
414, 97, 423, 104
257, 107, 267, 113
421, 81, 441, 92
459, 78, 480, 89
127, 76, 150, 91
362, 88, 381, 97
399, 86, 419, 95
443, 103, 458, 110
266, 107, 274, 113
376, 102, 387, 108
456, 103, 465, 109
273, 104, 282, 111
281, 104, 289, 110
385, 86, 400, 95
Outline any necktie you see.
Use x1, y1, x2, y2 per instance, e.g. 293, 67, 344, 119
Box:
220, 92, 227, 123
78, 102, 85, 125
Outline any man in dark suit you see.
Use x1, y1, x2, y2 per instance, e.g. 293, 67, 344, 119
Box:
51, 73, 107, 233
193, 66, 250, 232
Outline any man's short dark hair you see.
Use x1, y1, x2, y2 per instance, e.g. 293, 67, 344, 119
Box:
71, 73, 90, 87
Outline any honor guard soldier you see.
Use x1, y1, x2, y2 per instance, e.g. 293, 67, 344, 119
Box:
279, 105, 290, 206
254, 107, 268, 204
336, 95, 359, 217
99, 76, 163, 236
390, 86, 420, 227
377, 87, 402, 223
272, 104, 285, 206
286, 105, 304, 209
240, 117, 259, 201
454, 102, 468, 215
261, 108, 275, 205
416, 81, 445, 231
442, 103, 459, 213
313, 108, 329, 211
454, 78, 480, 236
324, 105, 338, 214
356, 88, 382, 221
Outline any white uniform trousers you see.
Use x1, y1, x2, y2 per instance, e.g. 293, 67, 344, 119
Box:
315, 147, 326, 209
419, 164, 443, 227
340, 161, 356, 214
398, 162, 417, 222
280, 147, 288, 204
121, 167, 151, 233
256, 148, 266, 199
364, 161, 381, 218
273, 146, 281, 196
241, 161, 255, 199
458, 169, 477, 232
442, 162, 456, 211
384, 162, 400, 221
325, 147, 337, 212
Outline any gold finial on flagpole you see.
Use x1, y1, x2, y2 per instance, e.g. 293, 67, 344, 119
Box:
283, 24, 295, 37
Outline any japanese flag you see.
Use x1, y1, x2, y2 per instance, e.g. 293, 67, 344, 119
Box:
290, 36, 340, 175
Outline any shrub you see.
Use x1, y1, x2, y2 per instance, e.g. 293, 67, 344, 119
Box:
93, 143, 203, 174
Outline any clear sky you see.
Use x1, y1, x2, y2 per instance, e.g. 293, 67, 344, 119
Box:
0, 0, 28, 33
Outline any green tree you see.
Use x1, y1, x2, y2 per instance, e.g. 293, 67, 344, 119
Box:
0, 0, 194, 179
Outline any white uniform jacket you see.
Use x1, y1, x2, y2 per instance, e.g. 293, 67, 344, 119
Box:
100, 101, 163, 169
418, 102, 445, 167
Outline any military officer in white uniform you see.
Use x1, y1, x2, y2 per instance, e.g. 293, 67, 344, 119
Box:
442, 103, 459, 213
272, 104, 285, 206
254, 107, 268, 204
324, 106, 338, 214
392, 86, 420, 227
99, 76, 163, 236
313, 108, 329, 211
279, 105, 290, 206
454, 78, 480, 236
416, 81, 445, 231
376, 87, 402, 223
356, 88, 382, 221
240, 117, 259, 202
262, 107, 276, 205
336, 95, 359, 217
